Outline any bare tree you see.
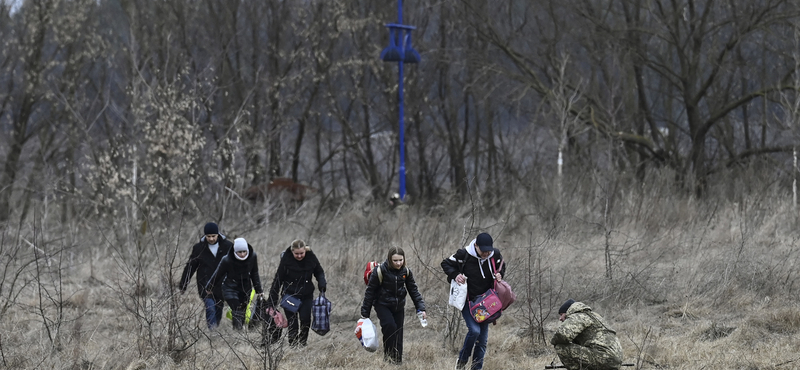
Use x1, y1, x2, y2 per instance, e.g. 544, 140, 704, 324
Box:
0, 0, 57, 223
461, 0, 800, 196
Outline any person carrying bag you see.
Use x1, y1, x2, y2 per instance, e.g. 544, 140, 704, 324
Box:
441, 233, 507, 370
492, 259, 516, 309
360, 246, 427, 365
267, 239, 327, 347
205, 238, 264, 331
311, 292, 332, 336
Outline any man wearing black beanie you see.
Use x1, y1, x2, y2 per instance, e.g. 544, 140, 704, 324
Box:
179, 222, 233, 329
551, 299, 623, 370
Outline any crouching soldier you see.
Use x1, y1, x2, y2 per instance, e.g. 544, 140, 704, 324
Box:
551, 299, 623, 370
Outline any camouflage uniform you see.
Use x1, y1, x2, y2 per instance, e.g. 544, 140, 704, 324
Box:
551, 302, 623, 370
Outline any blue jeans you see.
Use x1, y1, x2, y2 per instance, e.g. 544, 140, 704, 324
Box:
203, 297, 224, 329
458, 304, 490, 369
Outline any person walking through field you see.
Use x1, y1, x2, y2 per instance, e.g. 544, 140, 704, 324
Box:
551, 299, 624, 370
441, 232, 506, 370
179, 222, 233, 330
205, 237, 264, 330
267, 239, 326, 347
361, 246, 426, 365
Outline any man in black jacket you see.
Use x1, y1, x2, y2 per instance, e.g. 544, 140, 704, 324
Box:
179, 222, 232, 329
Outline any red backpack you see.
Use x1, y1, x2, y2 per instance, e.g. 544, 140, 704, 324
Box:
363, 261, 383, 285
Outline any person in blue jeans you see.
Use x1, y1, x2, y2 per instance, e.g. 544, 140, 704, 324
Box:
441, 233, 506, 370
179, 222, 233, 329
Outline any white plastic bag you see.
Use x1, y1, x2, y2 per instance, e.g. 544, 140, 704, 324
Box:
354, 318, 379, 352
448, 278, 468, 310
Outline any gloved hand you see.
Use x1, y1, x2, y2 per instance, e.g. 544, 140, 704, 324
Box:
319, 286, 326, 293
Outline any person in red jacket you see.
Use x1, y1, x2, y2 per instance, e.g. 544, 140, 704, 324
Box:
179, 222, 232, 329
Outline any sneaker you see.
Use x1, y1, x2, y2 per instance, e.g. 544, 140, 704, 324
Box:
455, 360, 467, 370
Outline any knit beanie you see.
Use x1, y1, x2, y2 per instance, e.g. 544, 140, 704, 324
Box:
204, 222, 219, 235
233, 238, 249, 260
559, 299, 575, 314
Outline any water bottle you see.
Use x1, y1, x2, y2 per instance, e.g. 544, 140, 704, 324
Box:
417, 311, 427, 327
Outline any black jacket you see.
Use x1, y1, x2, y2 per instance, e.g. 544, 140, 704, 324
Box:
205, 243, 263, 300
267, 247, 327, 306
361, 261, 426, 318
179, 235, 233, 298
441, 247, 506, 301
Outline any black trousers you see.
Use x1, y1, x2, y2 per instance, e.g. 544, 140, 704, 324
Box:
374, 304, 405, 363
285, 296, 313, 346
225, 293, 248, 330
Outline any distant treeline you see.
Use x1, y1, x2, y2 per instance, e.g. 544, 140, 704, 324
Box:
1, 0, 798, 224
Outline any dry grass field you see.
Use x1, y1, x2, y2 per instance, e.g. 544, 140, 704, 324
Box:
3, 180, 800, 370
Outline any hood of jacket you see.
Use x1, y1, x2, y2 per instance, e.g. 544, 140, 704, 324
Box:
226, 242, 255, 263
566, 301, 592, 316
466, 238, 495, 279
267, 246, 325, 303
200, 234, 228, 243
279, 246, 320, 265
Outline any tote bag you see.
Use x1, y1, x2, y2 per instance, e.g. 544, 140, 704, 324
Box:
492, 259, 516, 309
311, 293, 332, 336
448, 278, 468, 310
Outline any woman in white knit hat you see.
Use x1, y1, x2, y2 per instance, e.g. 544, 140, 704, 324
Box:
205, 237, 264, 330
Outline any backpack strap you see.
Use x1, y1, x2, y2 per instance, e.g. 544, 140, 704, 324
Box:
491, 258, 498, 289
376, 264, 410, 284
454, 248, 466, 273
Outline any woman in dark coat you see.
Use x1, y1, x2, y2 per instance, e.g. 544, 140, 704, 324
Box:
267, 239, 326, 347
361, 246, 426, 365
205, 237, 263, 330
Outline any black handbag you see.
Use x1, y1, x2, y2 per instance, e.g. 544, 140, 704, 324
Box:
280, 294, 302, 313
251, 296, 268, 323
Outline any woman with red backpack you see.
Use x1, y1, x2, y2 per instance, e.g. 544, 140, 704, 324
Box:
361, 246, 426, 365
